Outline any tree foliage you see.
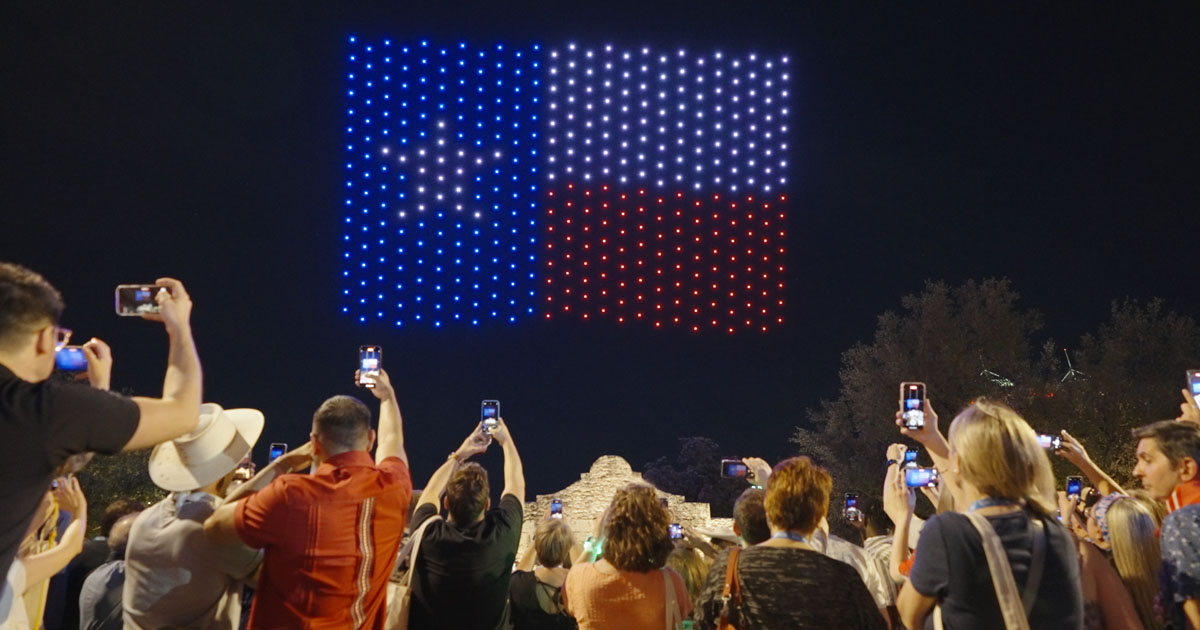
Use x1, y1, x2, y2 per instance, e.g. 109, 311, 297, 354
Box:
75, 449, 166, 536
792, 279, 1199, 534
643, 436, 749, 517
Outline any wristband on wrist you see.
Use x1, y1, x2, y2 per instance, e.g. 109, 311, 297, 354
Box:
886, 459, 898, 467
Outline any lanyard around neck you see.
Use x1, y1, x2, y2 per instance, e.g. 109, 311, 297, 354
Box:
770, 531, 809, 544
969, 497, 1019, 512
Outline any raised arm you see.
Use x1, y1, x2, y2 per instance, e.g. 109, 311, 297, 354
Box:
1056, 430, 1125, 496
489, 418, 524, 503
126, 278, 203, 451
365, 369, 407, 466
205, 442, 313, 545
416, 427, 491, 511
23, 478, 87, 588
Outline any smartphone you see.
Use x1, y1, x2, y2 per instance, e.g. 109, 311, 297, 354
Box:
54, 346, 88, 372
1188, 370, 1200, 399
269, 442, 287, 463
905, 467, 940, 489
1038, 434, 1063, 450
900, 382, 926, 430
903, 447, 919, 468
357, 345, 382, 388
720, 458, 748, 478
843, 493, 862, 523
115, 284, 162, 316
1066, 475, 1083, 500
481, 399, 500, 434
550, 498, 563, 518
669, 523, 683, 540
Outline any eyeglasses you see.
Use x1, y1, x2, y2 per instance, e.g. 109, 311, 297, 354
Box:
54, 327, 72, 351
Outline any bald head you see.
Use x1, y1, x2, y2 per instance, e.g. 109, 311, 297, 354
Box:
108, 512, 140, 557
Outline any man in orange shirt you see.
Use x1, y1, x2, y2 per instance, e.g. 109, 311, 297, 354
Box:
204, 369, 412, 630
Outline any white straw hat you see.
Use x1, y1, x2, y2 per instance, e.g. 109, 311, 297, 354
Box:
148, 403, 264, 492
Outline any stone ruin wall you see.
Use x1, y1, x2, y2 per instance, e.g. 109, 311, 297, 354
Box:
516, 455, 734, 561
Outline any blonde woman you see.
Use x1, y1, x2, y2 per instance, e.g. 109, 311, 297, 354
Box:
1104, 496, 1165, 630
896, 398, 1084, 630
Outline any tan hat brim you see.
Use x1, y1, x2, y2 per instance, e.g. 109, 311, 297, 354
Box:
149, 407, 264, 492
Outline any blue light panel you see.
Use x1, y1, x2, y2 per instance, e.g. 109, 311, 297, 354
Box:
341, 38, 541, 327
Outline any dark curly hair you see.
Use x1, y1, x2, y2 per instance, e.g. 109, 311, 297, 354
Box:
602, 483, 674, 572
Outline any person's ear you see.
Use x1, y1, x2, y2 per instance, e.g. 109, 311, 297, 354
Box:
443, 496, 451, 513
35, 325, 55, 356
310, 433, 325, 457
366, 428, 377, 452
732, 522, 741, 536
1179, 457, 1199, 483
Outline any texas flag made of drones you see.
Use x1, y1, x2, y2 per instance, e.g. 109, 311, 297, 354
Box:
341, 39, 790, 333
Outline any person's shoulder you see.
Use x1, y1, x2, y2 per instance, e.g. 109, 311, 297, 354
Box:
1163, 505, 1200, 542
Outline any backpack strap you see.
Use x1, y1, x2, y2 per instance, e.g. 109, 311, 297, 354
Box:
1020, 517, 1047, 615
399, 514, 441, 588
963, 511, 1033, 630
719, 547, 743, 626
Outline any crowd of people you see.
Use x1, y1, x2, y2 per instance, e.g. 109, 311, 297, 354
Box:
2, 259, 1200, 630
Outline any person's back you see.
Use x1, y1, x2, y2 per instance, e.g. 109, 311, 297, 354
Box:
124, 495, 259, 629
564, 560, 690, 630
908, 509, 1082, 629
206, 382, 414, 630
238, 450, 411, 628
408, 477, 523, 629
694, 546, 883, 629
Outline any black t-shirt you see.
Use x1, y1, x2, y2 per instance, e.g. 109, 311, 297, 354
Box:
409, 493, 524, 630
508, 570, 577, 630
693, 546, 886, 630
0, 364, 139, 579
909, 510, 1083, 630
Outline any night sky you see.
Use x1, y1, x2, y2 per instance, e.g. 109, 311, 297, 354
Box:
3, 3, 1198, 499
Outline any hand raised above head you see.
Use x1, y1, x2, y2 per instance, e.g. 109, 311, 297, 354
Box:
455, 425, 492, 460
742, 457, 772, 486
487, 417, 512, 446
1179, 388, 1200, 425
141, 277, 193, 332
895, 398, 940, 445
359, 368, 395, 401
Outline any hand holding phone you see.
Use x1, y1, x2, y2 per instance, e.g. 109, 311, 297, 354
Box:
357, 346, 382, 388
481, 400, 500, 435
843, 493, 862, 524
905, 467, 940, 489
1038, 434, 1063, 451
115, 284, 163, 316
900, 383, 926, 430
55, 346, 88, 372
720, 458, 749, 479
669, 523, 683, 540
1066, 475, 1083, 500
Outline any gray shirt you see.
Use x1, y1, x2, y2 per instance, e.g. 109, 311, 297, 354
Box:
811, 530, 896, 608
79, 560, 124, 629
123, 492, 262, 630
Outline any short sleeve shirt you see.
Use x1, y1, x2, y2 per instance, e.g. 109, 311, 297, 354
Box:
1160, 503, 1200, 629
0, 364, 139, 579
908, 511, 1083, 630
235, 451, 412, 630
563, 561, 693, 630
408, 494, 524, 630
124, 494, 261, 630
